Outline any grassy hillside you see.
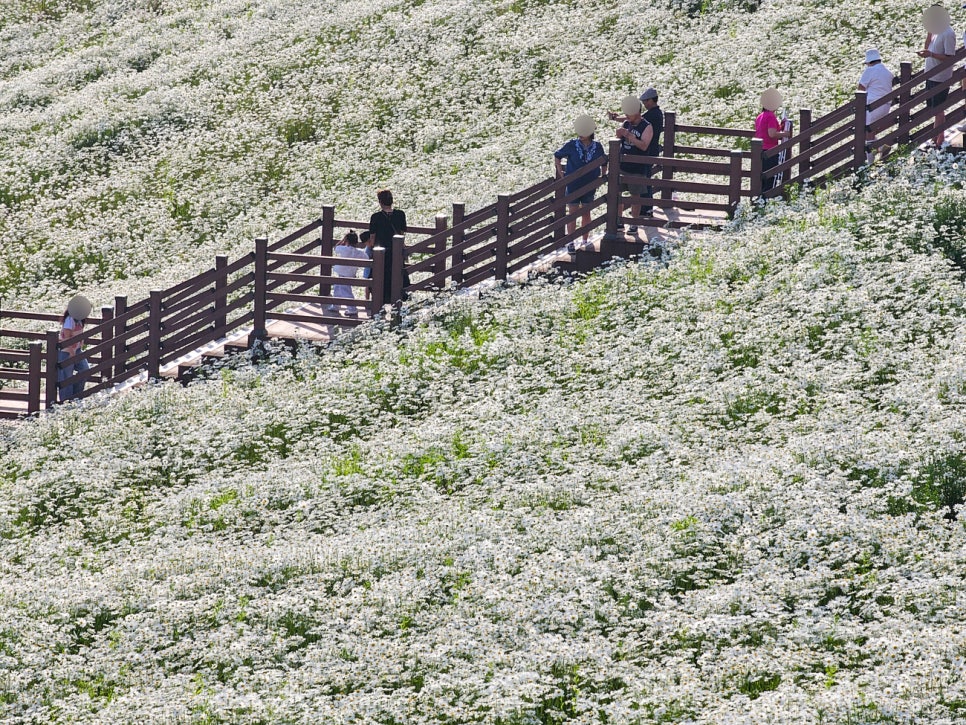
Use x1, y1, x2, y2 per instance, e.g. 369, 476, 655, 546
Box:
0, 0, 938, 312
3, 153, 966, 721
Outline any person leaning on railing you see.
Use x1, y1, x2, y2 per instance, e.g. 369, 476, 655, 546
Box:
554, 114, 607, 247
58, 294, 92, 402
755, 88, 791, 193
919, 3, 957, 147
858, 48, 895, 163
328, 231, 369, 317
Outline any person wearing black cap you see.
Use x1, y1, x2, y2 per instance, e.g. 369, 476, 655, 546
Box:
58, 294, 92, 402
639, 88, 663, 216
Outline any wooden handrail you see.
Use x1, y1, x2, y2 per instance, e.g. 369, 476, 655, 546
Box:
8, 44, 966, 420
868, 46, 966, 111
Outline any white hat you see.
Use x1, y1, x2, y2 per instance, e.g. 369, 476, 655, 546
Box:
573, 114, 596, 137
864, 48, 882, 64
760, 88, 783, 112
67, 294, 92, 321
923, 5, 951, 33
620, 95, 641, 116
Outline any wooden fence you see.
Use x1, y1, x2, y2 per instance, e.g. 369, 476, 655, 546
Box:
2, 47, 964, 418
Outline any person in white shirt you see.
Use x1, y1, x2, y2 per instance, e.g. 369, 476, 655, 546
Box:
329, 232, 369, 316
858, 48, 895, 162
918, 4, 958, 146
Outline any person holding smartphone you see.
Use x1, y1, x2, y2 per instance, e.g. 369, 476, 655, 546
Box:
58, 294, 92, 402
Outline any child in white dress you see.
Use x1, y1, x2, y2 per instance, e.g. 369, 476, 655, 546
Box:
329, 232, 369, 315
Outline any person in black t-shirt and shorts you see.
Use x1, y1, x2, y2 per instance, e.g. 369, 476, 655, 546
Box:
614, 96, 653, 234
610, 89, 663, 220
369, 188, 407, 304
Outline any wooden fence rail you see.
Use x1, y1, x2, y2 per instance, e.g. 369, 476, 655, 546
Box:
2, 46, 965, 418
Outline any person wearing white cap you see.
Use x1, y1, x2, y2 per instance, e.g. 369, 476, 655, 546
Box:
858, 48, 894, 162
918, 4, 957, 146
755, 89, 791, 192
58, 294, 92, 402
554, 115, 607, 245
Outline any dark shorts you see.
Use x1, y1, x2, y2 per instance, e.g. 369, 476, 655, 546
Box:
621, 164, 651, 197
567, 189, 595, 205
926, 80, 949, 109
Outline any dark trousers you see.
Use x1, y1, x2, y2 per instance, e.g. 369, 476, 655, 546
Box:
761, 152, 779, 193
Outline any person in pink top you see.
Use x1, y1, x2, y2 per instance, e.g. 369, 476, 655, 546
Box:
755, 88, 791, 192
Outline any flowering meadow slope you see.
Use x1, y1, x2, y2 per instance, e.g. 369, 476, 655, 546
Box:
2, 155, 966, 722
0, 0, 947, 312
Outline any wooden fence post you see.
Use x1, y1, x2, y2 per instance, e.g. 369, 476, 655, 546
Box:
44, 328, 59, 408
27, 341, 42, 414
553, 184, 566, 242
148, 290, 162, 381
320, 205, 335, 297
604, 139, 622, 240
390, 235, 405, 304
798, 109, 812, 180
898, 61, 912, 147
728, 150, 743, 216
250, 237, 268, 346
113, 295, 127, 376
214, 255, 227, 333
495, 194, 510, 281
370, 247, 386, 314
750, 138, 763, 198
661, 111, 676, 200
433, 213, 448, 280
98, 304, 113, 382
854, 90, 868, 169
451, 202, 465, 286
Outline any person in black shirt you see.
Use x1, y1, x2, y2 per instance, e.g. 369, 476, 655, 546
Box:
369, 188, 407, 304
640, 88, 664, 217
614, 96, 653, 234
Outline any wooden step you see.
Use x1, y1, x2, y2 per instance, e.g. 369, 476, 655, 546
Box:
223, 339, 250, 354
200, 348, 226, 364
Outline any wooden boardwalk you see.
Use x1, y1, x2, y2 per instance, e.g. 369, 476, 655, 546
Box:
3, 48, 965, 420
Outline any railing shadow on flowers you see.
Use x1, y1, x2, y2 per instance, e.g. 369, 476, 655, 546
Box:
2, 46, 966, 419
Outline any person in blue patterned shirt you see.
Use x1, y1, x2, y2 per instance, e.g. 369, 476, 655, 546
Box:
554, 115, 607, 244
